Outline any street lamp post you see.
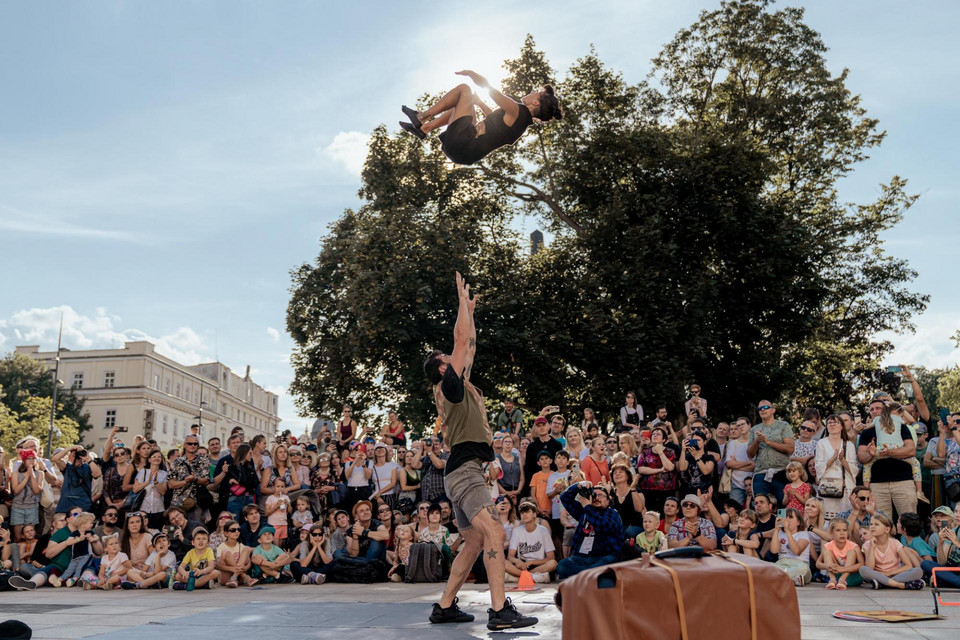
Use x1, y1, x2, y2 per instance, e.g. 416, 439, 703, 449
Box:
45, 314, 64, 459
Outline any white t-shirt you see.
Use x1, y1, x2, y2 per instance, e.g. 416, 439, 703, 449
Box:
724, 440, 753, 490
346, 459, 370, 487
547, 470, 571, 519
486, 459, 502, 501
777, 530, 811, 562
145, 550, 177, 571
102, 551, 129, 578
509, 523, 555, 562
371, 461, 400, 495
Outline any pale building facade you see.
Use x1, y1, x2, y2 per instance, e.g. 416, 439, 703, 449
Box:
15, 341, 280, 453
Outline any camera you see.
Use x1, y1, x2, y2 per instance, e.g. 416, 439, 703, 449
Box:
76, 448, 88, 458
577, 485, 594, 498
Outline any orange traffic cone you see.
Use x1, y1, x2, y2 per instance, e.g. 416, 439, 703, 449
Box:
516, 570, 536, 591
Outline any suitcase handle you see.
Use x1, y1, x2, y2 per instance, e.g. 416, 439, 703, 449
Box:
653, 546, 707, 560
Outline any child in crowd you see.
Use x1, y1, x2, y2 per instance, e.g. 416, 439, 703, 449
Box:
251, 526, 293, 583
635, 511, 668, 554
529, 452, 554, 518
772, 508, 812, 586
388, 523, 414, 582
209, 513, 234, 551
17, 524, 43, 572
559, 467, 584, 558
506, 503, 556, 583
418, 504, 453, 557
265, 477, 292, 546
722, 509, 760, 558
296, 523, 331, 585
820, 518, 863, 589
59, 513, 98, 588
174, 527, 220, 590
860, 513, 924, 590
782, 462, 812, 516
90, 535, 130, 590
898, 512, 935, 564
216, 518, 257, 587
126, 532, 176, 589
292, 496, 314, 530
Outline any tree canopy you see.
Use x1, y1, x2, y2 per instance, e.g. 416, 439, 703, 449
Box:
288, 0, 927, 431
0, 353, 90, 439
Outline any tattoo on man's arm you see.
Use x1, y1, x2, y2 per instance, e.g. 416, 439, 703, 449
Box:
487, 549, 498, 559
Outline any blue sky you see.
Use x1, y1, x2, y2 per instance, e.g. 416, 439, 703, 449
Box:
1, 0, 958, 433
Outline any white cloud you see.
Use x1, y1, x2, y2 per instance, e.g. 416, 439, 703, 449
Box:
266, 327, 280, 343
881, 313, 960, 370
320, 131, 371, 175
3, 305, 211, 365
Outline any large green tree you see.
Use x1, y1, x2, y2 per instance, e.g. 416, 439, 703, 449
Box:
288, 0, 926, 427
0, 353, 91, 438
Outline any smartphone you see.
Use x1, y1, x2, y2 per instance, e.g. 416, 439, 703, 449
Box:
641, 430, 652, 440
117, 426, 129, 433
940, 408, 950, 426
777, 509, 787, 520
886, 365, 903, 373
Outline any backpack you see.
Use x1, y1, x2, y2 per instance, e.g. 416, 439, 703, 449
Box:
405, 542, 443, 583
324, 557, 388, 583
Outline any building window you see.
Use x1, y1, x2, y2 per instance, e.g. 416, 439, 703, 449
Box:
104, 409, 117, 429
162, 414, 168, 434
165, 378, 171, 394
104, 371, 116, 388
71, 372, 84, 389
174, 418, 179, 437
153, 374, 160, 389
221, 402, 227, 415
195, 390, 200, 404
176, 383, 181, 398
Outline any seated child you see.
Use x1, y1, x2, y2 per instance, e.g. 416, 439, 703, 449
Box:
126, 532, 177, 589
722, 509, 761, 559
173, 527, 220, 590
635, 511, 668, 555
251, 525, 293, 583
820, 518, 863, 589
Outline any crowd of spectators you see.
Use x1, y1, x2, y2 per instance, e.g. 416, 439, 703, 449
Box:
2, 366, 960, 596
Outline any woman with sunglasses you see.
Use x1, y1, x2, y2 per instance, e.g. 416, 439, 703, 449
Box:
414, 501, 432, 537
215, 519, 258, 587
310, 453, 340, 511
337, 405, 359, 453
378, 503, 397, 554
133, 449, 168, 530
370, 443, 400, 510
101, 426, 132, 511
292, 523, 332, 585
209, 512, 236, 551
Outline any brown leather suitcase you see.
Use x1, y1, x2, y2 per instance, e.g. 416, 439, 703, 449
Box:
556, 547, 800, 640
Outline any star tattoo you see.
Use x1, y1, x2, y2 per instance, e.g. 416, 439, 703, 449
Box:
487, 549, 498, 559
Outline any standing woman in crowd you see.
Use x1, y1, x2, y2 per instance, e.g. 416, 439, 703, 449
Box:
619, 392, 643, 433
638, 427, 678, 514
343, 444, 373, 511
10, 448, 43, 542
337, 405, 358, 453
583, 436, 611, 485
497, 433, 524, 503
565, 428, 589, 462
134, 449, 168, 530
370, 443, 400, 509
398, 450, 422, 505
937, 412, 960, 508
124, 441, 153, 493
618, 434, 640, 469
101, 429, 132, 511
609, 465, 645, 540
262, 444, 295, 501
815, 414, 858, 519
225, 444, 259, 516
310, 453, 340, 511
120, 511, 153, 568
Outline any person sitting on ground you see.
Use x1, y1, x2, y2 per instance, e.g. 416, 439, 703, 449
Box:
859, 513, 924, 590
238, 504, 267, 549
250, 526, 293, 584
820, 518, 863, 589
771, 508, 812, 586
557, 481, 623, 579
215, 519, 257, 588
898, 512, 935, 565
635, 511, 668, 555
505, 503, 557, 584
388, 523, 415, 583
667, 494, 718, 551
293, 523, 331, 585
173, 527, 220, 590
921, 508, 960, 589
88, 534, 130, 590
722, 509, 761, 558
126, 532, 176, 589
346, 500, 390, 564
400, 70, 561, 166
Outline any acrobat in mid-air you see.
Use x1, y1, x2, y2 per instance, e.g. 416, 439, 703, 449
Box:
400, 70, 562, 165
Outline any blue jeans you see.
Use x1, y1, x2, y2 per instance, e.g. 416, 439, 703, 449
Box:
333, 540, 386, 563
729, 487, 747, 508
623, 526, 643, 542
557, 554, 617, 580
921, 560, 960, 588
752, 472, 785, 506
227, 494, 253, 515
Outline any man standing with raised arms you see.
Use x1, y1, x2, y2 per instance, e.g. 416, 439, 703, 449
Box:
423, 272, 538, 631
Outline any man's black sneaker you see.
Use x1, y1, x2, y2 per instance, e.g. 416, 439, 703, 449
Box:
401, 105, 423, 129
487, 597, 538, 630
429, 598, 475, 623
8, 575, 36, 591
399, 121, 426, 140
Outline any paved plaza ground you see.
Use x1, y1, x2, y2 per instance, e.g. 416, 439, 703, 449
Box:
2, 581, 959, 639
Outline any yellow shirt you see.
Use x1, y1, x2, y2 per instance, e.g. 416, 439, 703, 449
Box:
182, 546, 215, 572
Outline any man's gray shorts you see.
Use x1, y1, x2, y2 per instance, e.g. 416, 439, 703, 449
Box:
443, 459, 493, 531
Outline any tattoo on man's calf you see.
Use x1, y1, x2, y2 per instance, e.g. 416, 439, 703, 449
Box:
487, 549, 498, 559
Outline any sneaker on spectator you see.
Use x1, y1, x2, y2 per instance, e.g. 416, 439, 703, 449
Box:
794, 576, 805, 587
8, 576, 36, 591
312, 572, 326, 585
904, 580, 924, 590
504, 572, 519, 583
120, 581, 137, 590
48, 575, 62, 588
301, 574, 312, 585
487, 598, 538, 631
173, 582, 187, 590
278, 572, 295, 584
532, 572, 551, 584
867, 579, 880, 590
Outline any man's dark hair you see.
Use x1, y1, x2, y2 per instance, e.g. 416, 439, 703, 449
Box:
803, 407, 821, 421
423, 350, 444, 385
656, 404, 667, 412
536, 85, 563, 122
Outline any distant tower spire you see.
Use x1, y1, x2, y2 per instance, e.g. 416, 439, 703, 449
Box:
530, 230, 544, 255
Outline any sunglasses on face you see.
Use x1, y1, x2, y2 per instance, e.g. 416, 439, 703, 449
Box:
290, 452, 302, 456
799, 426, 815, 433
185, 442, 199, 446
758, 405, 772, 411
310, 532, 323, 537
681, 503, 699, 509
104, 512, 118, 517
226, 527, 240, 533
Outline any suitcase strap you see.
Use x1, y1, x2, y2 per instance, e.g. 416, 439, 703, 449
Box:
712, 552, 758, 640
649, 558, 689, 640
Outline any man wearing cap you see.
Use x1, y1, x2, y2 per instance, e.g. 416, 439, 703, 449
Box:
522, 414, 563, 498
422, 273, 537, 630
922, 507, 960, 589
747, 400, 795, 505
928, 506, 956, 548
557, 480, 623, 579
667, 494, 718, 550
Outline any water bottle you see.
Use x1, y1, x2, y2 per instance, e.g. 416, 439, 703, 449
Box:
186, 570, 196, 591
